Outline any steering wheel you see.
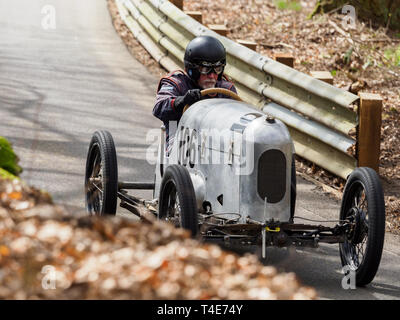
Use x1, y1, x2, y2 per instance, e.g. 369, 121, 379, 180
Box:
182, 88, 242, 114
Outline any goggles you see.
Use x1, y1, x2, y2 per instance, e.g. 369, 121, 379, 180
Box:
196, 61, 225, 75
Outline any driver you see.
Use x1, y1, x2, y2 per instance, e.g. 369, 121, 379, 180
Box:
153, 35, 237, 149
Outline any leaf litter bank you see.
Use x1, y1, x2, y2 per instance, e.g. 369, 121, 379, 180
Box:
0, 177, 316, 299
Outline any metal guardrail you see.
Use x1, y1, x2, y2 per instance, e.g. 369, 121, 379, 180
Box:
116, 0, 362, 179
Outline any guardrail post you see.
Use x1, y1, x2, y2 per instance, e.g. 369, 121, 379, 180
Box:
237, 40, 257, 51
185, 11, 202, 23
273, 53, 294, 68
310, 71, 333, 85
357, 92, 382, 173
208, 24, 228, 37
170, 0, 183, 10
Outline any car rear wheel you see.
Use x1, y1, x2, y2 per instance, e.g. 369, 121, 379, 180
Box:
339, 167, 385, 286
158, 165, 198, 237
290, 155, 296, 222
85, 130, 118, 216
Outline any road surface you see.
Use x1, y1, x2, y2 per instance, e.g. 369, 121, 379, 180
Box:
0, 0, 399, 300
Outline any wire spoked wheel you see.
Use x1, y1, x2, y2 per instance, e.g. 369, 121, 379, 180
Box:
163, 183, 182, 228
290, 154, 296, 223
158, 165, 198, 237
85, 131, 118, 216
86, 145, 103, 214
339, 167, 385, 286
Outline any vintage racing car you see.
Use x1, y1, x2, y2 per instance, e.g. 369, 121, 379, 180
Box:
85, 88, 385, 286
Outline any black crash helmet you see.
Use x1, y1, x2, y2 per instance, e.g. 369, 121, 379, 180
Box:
184, 36, 226, 82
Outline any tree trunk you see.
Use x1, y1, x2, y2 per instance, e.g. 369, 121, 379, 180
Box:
312, 0, 400, 31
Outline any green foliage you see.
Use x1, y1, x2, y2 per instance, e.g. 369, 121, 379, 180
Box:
390, 106, 398, 114
330, 70, 337, 76
0, 136, 22, 177
384, 46, 400, 67
343, 47, 354, 65
0, 168, 18, 180
362, 59, 372, 70
273, 0, 302, 11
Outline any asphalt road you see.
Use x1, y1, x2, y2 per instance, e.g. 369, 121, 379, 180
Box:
0, 0, 399, 300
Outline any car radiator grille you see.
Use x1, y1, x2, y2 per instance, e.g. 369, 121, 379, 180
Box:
257, 149, 286, 203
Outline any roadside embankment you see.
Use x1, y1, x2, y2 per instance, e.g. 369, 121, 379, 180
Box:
0, 177, 316, 299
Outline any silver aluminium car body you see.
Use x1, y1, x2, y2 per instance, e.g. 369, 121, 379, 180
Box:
154, 98, 295, 224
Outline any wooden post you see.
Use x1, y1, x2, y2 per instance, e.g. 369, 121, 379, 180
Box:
273, 53, 294, 68
170, 0, 183, 10
310, 71, 334, 85
237, 39, 257, 51
185, 11, 202, 23
208, 24, 228, 37
357, 92, 382, 173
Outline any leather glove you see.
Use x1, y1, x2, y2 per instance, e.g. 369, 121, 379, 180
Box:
174, 89, 201, 112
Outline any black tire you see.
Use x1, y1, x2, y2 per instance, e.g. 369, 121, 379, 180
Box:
290, 155, 296, 222
158, 165, 198, 237
339, 167, 385, 286
85, 130, 118, 216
